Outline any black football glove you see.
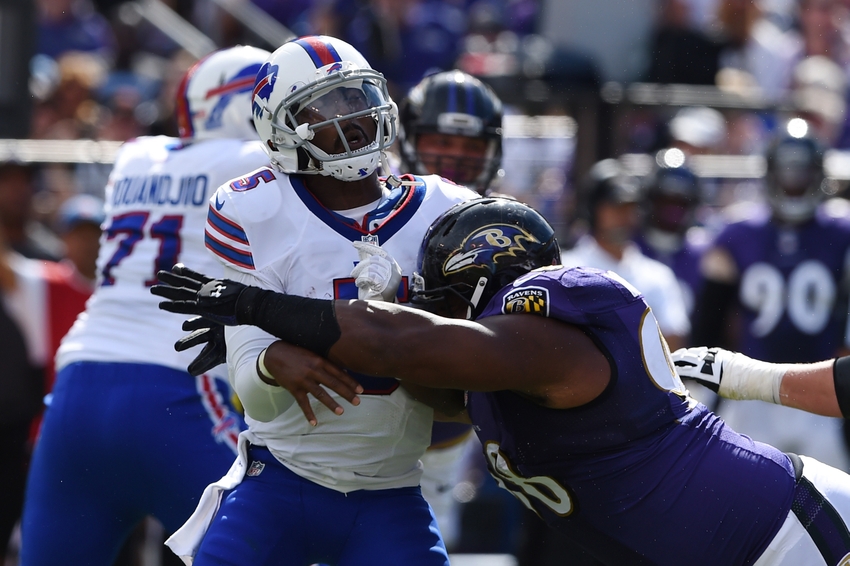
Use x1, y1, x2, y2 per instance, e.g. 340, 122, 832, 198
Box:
176, 316, 227, 376
151, 264, 251, 326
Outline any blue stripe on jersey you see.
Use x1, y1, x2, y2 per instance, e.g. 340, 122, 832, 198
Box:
447, 80, 457, 113
205, 232, 255, 269
208, 206, 249, 244
289, 175, 427, 243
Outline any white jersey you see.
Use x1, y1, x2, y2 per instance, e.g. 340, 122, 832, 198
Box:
207, 170, 477, 492
560, 236, 691, 338
56, 136, 269, 372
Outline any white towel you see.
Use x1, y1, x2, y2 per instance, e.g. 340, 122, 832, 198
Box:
165, 432, 251, 565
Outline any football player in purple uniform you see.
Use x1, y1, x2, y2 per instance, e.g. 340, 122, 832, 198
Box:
399, 70, 503, 196
155, 197, 850, 566
691, 120, 850, 470
635, 155, 710, 320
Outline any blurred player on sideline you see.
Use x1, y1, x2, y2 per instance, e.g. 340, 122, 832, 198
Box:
19, 46, 271, 566
397, 69, 503, 549
635, 154, 710, 321
561, 159, 691, 351
691, 119, 850, 471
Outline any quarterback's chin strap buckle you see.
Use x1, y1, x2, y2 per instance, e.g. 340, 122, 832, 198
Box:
380, 153, 422, 189
466, 277, 488, 320
380, 152, 402, 188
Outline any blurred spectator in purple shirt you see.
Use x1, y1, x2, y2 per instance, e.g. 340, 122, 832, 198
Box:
37, 0, 116, 63
343, 0, 467, 98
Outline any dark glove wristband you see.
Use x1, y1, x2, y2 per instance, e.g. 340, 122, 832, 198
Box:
833, 356, 850, 419
235, 287, 341, 357
234, 285, 269, 326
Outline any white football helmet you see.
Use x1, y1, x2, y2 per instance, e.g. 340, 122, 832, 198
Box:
251, 35, 398, 181
176, 45, 271, 141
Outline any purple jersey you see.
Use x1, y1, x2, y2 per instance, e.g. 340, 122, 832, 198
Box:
467, 266, 795, 565
714, 203, 850, 362
635, 229, 709, 316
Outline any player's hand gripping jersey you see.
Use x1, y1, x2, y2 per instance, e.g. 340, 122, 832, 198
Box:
56, 136, 269, 372
206, 169, 477, 491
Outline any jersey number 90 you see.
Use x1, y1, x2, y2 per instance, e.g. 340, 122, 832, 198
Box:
740, 260, 836, 337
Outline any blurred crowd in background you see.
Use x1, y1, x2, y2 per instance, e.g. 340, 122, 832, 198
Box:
14, 0, 850, 249
6, 0, 850, 564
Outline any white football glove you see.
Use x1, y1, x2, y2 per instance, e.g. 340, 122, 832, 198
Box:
350, 241, 403, 302
670, 346, 731, 393
671, 346, 786, 404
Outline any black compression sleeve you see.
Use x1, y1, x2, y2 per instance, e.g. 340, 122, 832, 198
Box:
235, 286, 341, 357
834, 357, 850, 419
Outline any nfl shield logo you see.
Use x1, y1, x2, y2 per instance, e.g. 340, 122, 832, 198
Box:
361, 234, 379, 245
246, 460, 265, 477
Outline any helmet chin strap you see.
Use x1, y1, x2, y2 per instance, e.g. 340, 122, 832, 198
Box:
380, 152, 403, 188
466, 276, 489, 320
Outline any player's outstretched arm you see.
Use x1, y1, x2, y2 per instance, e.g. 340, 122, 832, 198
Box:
672, 346, 846, 418
152, 264, 610, 408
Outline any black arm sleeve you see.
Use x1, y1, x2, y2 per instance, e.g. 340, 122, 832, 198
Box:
690, 279, 738, 349
235, 287, 341, 357
834, 357, 850, 419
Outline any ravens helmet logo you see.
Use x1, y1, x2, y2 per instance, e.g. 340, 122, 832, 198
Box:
442, 223, 539, 276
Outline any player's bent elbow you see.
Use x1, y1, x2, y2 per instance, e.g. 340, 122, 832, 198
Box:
233, 364, 295, 422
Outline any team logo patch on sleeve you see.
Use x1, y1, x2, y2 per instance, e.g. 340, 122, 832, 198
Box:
502, 286, 549, 315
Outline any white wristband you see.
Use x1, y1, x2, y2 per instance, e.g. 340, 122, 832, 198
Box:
257, 347, 276, 384
719, 353, 788, 405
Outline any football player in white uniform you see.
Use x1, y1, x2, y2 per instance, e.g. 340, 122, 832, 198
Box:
161, 36, 477, 566
19, 46, 272, 566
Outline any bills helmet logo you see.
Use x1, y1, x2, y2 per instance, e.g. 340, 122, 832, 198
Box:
326, 62, 343, 73
252, 62, 279, 119
443, 224, 539, 276
206, 63, 262, 131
